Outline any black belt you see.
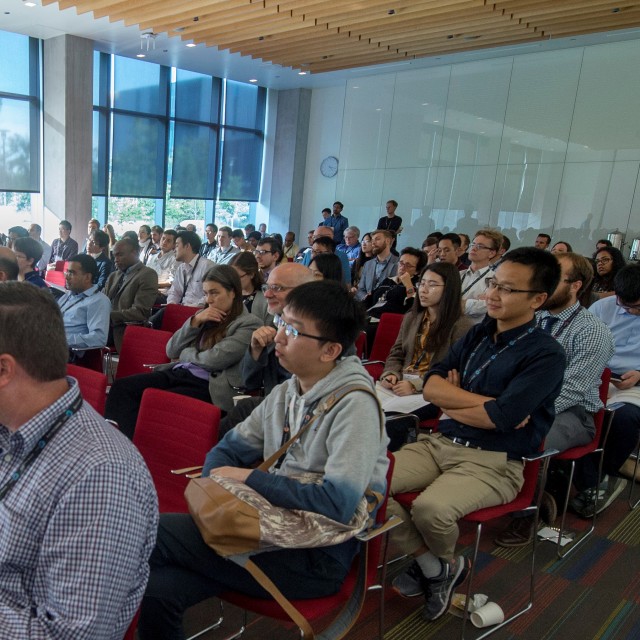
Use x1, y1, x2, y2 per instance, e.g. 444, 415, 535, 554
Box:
442, 435, 482, 450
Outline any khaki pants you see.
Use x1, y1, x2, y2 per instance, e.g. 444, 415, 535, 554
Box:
388, 433, 524, 561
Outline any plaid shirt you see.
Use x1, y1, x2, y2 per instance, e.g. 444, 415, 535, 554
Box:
0, 379, 158, 639
537, 302, 615, 414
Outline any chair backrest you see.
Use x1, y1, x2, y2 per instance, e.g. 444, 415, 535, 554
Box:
369, 313, 404, 362
45, 269, 66, 287
133, 388, 221, 513
115, 325, 172, 380
71, 347, 106, 372
161, 303, 200, 333
67, 363, 107, 415
354, 331, 367, 359
593, 367, 612, 437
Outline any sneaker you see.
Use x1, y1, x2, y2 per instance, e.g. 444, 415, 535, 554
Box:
576, 477, 628, 518
494, 516, 534, 548
421, 556, 471, 622
569, 477, 608, 514
392, 560, 428, 598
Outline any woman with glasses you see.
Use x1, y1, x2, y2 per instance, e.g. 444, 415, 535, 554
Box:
379, 262, 475, 439
229, 251, 271, 324
592, 246, 626, 301
105, 265, 262, 438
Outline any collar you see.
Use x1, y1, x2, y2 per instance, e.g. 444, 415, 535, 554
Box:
375, 254, 392, 266
480, 316, 536, 345
69, 284, 98, 298
188, 254, 199, 268
537, 300, 581, 321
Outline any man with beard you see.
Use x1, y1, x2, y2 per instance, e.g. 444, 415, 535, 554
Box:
495, 252, 614, 547
354, 229, 399, 304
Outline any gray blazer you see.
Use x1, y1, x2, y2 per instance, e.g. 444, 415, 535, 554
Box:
355, 254, 399, 301
381, 311, 475, 391
161, 307, 262, 412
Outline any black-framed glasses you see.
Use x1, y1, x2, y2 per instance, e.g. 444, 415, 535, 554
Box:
616, 296, 640, 312
262, 284, 293, 294
485, 277, 543, 295
470, 242, 494, 251
254, 249, 274, 256
273, 314, 332, 341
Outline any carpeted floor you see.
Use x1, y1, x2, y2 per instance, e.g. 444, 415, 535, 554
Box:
179, 489, 640, 640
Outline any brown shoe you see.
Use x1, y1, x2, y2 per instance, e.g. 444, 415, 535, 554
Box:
494, 516, 534, 548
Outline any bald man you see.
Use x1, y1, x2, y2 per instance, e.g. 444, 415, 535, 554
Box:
301, 226, 351, 285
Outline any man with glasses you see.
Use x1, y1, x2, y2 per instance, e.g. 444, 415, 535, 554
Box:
254, 237, 283, 282
459, 229, 504, 323
388, 247, 565, 622
337, 226, 361, 265
571, 264, 640, 517
48, 220, 79, 266
200, 223, 218, 260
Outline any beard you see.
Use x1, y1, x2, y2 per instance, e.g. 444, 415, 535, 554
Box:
542, 284, 572, 311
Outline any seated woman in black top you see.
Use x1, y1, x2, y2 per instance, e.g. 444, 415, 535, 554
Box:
310, 252, 343, 284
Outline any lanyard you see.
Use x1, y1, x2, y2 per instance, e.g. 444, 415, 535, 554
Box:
181, 256, 201, 303
462, 327, 535, 389
0, 394, 83, 502
537, 307, 582, 341
59, 293, 86, 315
461, 266, 491, 297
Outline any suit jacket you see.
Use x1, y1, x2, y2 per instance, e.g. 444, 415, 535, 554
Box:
355, 254, 399, 302
104, 262, 158, 352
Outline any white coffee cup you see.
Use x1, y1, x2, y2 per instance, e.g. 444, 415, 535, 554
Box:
233, 394, 252, 406
470, 601, 505, 628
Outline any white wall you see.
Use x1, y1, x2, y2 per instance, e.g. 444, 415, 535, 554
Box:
300, 38, 640, 258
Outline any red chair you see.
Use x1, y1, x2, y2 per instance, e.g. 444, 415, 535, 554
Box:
45, 269, 66, 288
133, 388, 221, 513
115, 325, 172, 380
67, 363, 108, 415
363, 312, 404, 380
354, 331, 367, 359
553, 368, 620, 558
161, 303, 201, 334
218, 452, 399, 640
69, 346, 108, 373
393, 447, 557, 639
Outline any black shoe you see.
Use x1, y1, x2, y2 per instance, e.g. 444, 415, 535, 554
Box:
392, 560, 428, 598
494, 516, 534, 548
421, 556, 471, 622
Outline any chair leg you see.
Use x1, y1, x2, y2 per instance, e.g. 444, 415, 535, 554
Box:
628, 442, 640, 509
186, 601, 225, 640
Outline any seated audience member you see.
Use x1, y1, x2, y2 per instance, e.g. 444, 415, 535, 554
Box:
460, 229, 504, 323
149, 225, 164, 255
246, 230, 262, 250
210, 226, 240, 265
458, 233, 471, 268
535, 233, 551, 250
323, 201, 349, 244
199, 223, 218, 260
379, 262, 474, 437
302, 225, 351, 286
104, 237, 158, 352
28, 223, 52, 271
12, 237, 47, 288
368, 247, 427, 319
255, 237, 283, 282
244, 223, 256, 237
351, 232, 373, 287
551, 241, 572, 254
571, 264, 640, 517
166, 231, 214, 307
137, 280, 389, 640
336, 226, 361, 265
0, 282, 158, 638
495, 253, 615, 546
229, 250, 270, 324
0, 247, 19, 281
388, 248, 565, 621
493, 234, 510, 267
230, 229, 251, 252
594, 238, 612, 254
185, 224, 197, 233
592, 246, 626, 301
377, 199, 402, 252
87, 229, 114, 290
422, 236, 439, 265
103, 223, 117, 256
81, 218, 100, 253
318, 207, 331, 225
7, 225, 28, 249
295, 229, 315, 262
58, 254, 111, 351
138, 225, 154, 264
354, 229, 399, 304
310, 252, 343, 283
146, 229, 178, 303
105, 265, 262, 439
258, 222, 267, 237
49, 220, 79, 264
437, 233, 465, 271
282, 231, 299, 261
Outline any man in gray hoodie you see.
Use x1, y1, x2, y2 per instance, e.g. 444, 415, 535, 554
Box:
138, 280, 389, 639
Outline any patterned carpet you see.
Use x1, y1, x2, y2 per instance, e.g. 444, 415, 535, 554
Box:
182, 491, 640, 640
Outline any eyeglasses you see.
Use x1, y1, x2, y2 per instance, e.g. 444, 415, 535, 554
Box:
470, 242, 495, 251
398, 260, 418, 269
485, 277, 543, 295
262, 284, 293, 294
616, 296, 640, 313
311, 249, 331, 256
273, 314, 332, 342
595, 257, 612, 265
418, 281, 445, 290
254, 249, 274, 256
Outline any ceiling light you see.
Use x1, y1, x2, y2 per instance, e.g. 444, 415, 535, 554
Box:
23, 0, 37, 7
136, 54, 146, 58
249, 79, 257, 83
186, 43, 197, 48
298, 71, 307, 75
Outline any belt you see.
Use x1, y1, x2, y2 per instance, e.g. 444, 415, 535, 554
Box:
443, 435, 482, 450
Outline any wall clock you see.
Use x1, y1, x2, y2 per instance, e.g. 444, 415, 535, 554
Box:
320, 155, 339, 178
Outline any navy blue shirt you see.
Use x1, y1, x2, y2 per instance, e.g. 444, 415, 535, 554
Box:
425, 316, 565, 459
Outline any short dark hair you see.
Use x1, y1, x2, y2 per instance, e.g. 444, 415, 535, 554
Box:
206, 223, 219, 232
312, 236, 335, 253
70, 253, 98, 281
247, 231, 262, 242
0, 257, 19, 281
91, 229, 110, 249
501, 235, 511, 252
231, 229, 245, 239
285, 280, 365, 355
218, 226, 232, 236
176, 230, 202, 254
321, 208, 331, 215
13, 237, 43, 268
333, 201, 344, 209
30, 223, 42, 235
387, 199, 398, 208
428, 231, 443, 241
229, 251, 263, 292
310, 253, 343, 283
439, 232, 461, 248
244, 223, 255, 233
121, 231, 139, 246
139, 224, 151, 235
501, 247, 561, 297
258, 237, 282, 259
400, 247, 427, 272
59, 220, 72, 232
596, 238, 612, 248
537, 233, 551, 243
151, 225, 164, 234
0, 283, 68, 381
552, 240, 573, 252
8, 226, 28, 238
614, 264, 640, 303
163, 229, 178, 241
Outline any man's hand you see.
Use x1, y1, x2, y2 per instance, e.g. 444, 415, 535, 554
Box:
250, 326, 277, 360
612, 370, 640, 390
391, 380, 415, 396
514, 415, 530, 430
211, 466, 251, 482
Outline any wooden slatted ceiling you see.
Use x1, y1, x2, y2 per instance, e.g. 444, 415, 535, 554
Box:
42, 0, 640, 74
